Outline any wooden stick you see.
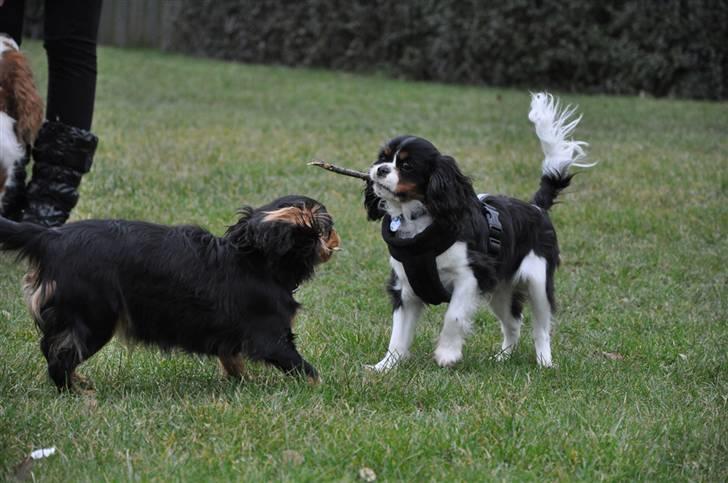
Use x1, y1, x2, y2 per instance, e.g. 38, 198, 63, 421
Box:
308, 160, 370, 181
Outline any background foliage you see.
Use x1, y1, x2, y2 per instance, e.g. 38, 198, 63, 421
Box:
169, 0, 728, 100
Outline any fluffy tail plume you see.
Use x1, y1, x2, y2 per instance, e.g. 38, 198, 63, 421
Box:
0, 216, 51, 261
529, 92, 593, 210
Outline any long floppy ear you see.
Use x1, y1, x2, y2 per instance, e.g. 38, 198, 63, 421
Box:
425, 155, 475, 228
364, 180, 385, 221
250, 206, 321, 258
2, 50, 44, 145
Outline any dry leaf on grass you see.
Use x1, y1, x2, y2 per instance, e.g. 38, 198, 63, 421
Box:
282, 450, 304, 465
601, 351, 624, 361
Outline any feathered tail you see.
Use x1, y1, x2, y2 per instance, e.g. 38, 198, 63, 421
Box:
0, 216, 53, 262
529, 92, 593, 211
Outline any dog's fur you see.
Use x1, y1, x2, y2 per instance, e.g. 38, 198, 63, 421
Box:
0, 34, 44, 206
364, 93, 592, 371
0, 195, 340, 390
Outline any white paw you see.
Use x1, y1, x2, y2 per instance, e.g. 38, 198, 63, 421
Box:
434, 346, 462, 368
494, 350, 512, 362
365, 352, 404, 373
537, 353, 553, 368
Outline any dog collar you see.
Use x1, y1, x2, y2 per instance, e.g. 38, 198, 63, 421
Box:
381, 216, 457, 305
389, 206, 427, 232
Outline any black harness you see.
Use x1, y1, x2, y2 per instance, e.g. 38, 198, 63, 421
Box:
479, 194, 503, 259
381, 196, 503, 305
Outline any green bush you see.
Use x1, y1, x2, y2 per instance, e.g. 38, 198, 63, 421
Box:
170, 0, 726, 100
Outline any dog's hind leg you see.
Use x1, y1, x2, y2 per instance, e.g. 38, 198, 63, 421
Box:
39, 308, 115, 392
490, 285, 524, 361
517, 251, 554, 367
219, 353, 246, 380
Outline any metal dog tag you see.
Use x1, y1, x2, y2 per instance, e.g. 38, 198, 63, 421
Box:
390, 215, 402, 232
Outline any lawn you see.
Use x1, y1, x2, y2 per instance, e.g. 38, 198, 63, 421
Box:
1, 42, 726, 481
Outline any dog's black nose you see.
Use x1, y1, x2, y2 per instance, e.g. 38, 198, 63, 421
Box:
376, 165, 391, 177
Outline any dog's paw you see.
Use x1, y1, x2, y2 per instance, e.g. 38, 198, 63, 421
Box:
434, 346, 462, 368
365, 353, 402, 373
536, 354, 553, 368
70, 372, 96, 396
72, 372, 94, 390
493, 345, 516, 362
493, 351, 511, 362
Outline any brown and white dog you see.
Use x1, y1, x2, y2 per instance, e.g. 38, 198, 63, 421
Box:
0, 33, 43, 214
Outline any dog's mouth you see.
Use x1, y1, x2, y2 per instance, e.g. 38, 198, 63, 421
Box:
373, 182, 409, 200
319, 229, 341, 263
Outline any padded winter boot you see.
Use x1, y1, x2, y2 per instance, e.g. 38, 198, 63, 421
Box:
0, 151, 30, 221
22, 121, 97, 227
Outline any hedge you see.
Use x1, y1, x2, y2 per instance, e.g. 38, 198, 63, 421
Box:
167, 0, 726, 100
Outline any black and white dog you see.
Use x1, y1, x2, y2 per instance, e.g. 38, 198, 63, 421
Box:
364, 93, 592, 371
0, 195, 340, 391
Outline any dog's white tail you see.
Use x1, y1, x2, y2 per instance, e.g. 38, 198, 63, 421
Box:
528, 92, 593, 177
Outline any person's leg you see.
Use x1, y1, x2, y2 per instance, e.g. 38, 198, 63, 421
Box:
0, 0, 25, 45
43, 0, 102, 130
23, 0, 102, 226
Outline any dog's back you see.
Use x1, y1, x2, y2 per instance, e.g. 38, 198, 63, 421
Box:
0, 217, 255, 377
0, 217, 250, 341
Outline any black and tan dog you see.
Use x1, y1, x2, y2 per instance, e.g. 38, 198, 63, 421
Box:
0, 195, 340, 391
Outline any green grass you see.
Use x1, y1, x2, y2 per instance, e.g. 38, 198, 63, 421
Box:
1, 41, 726, 481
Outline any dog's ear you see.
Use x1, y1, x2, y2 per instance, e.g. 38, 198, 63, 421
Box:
425, 155, 475, 228
364, 180, 385, 221
250, 205, 321, 258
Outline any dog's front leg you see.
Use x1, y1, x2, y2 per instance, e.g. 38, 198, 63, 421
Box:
367, 279, 424, 373
263, 342, 319, 384
434, 273, 479, 368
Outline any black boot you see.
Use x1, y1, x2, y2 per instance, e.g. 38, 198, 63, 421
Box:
23, 121, 98, 227
0, 151, 31, 221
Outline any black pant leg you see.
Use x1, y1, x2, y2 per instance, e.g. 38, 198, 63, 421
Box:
0, 0, 25, 45
43, 0, 103, 130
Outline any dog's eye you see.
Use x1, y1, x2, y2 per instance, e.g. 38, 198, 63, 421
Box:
400, 162, 413, 172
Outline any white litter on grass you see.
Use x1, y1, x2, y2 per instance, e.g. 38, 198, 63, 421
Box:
359, 467, 377, 482
30, 447, 56, 460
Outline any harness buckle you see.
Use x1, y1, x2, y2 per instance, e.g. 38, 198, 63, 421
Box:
480, 196, 503, 258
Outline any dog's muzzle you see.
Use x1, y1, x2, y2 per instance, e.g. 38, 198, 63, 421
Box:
319, 229, 341, 262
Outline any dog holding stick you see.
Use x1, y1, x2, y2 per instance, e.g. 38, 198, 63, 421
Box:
312, 93, 593, 370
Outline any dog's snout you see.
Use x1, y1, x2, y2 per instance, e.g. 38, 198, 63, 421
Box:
319, 228, 341, 263
376, 165, 391, 177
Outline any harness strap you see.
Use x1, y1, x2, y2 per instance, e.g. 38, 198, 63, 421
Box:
382, 217, 455, 305
381, 197, 505, 305
478, 194, 504, 258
